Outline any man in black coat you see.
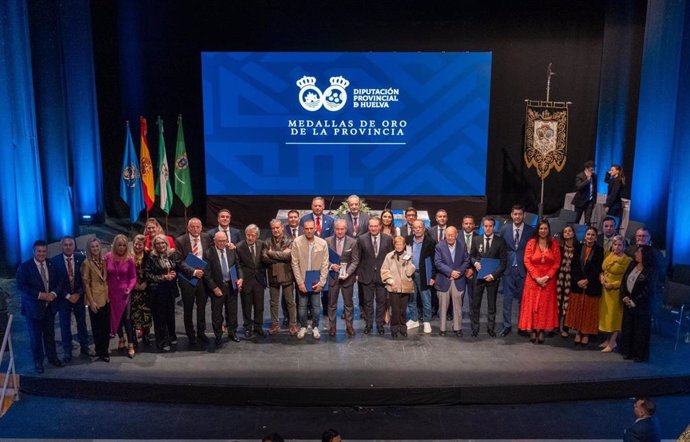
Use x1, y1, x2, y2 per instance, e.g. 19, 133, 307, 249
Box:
572, 160, 597, 226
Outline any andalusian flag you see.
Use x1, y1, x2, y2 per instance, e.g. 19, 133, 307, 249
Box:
119, 122, 145, 224
155, 116, 173, 214
174, 115, 193, 207
139, 116, 155, 211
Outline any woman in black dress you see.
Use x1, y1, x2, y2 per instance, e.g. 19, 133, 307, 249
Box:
604, 164, 625, 217
144, 234, 179, 352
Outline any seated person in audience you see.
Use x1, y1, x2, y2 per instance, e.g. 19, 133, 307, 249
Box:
623, 397, 660, 442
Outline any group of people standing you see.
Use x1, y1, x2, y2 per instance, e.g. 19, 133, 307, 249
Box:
16, 192, 658, 374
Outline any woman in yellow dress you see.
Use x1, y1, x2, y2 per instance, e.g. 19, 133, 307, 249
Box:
598, 235, 632, 352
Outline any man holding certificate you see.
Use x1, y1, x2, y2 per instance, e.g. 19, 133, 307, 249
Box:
469, 217, 507, 337
324, 219, 360, 337
291, 219, 330, 340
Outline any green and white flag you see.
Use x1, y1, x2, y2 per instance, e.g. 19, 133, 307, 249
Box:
155, 116, 173, 214
174, 115, 193, 208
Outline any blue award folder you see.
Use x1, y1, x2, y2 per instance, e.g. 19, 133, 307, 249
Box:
179, 253, 208, 287
230, 266, 238, 290
328, 248, 341, 264
304, 270, 328, 292
424, 256, 433, 284
476, 258, 500, 279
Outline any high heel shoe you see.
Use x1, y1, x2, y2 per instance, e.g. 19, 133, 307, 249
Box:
127, 344, 135, 359
529, 331, 537, 343
118, 338, 126, 351
601, 344, 617, 353
537, 331, 545, 344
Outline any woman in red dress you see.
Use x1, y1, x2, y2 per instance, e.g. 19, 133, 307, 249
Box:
518, 220, 561, 344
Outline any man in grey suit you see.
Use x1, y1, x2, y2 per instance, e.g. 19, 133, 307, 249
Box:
356, 216, 394, 335
325, 219, 360, 337
341, 194, 369, 238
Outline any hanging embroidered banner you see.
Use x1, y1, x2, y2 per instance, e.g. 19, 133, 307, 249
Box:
524, 101, 569, 179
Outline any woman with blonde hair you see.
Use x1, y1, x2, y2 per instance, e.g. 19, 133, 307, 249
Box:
145, 234, 179, 352
143, 217, 175, 252
598, 235, 632, 352
81, 238, 110, 362
131, 234, 153, 345
105, 234, 137, 358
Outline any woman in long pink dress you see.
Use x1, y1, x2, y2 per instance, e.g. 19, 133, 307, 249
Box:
106, 234, 137, 358
518, 220, 561, 344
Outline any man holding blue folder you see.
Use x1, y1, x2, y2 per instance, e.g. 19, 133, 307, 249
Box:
469, 217, 507, 337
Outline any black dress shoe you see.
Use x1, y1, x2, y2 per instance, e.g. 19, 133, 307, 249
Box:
228, 334, 241, 343
244, 329, 253, 338
499, 327, 512, 337
487, 330, 496, 338
400, 331, 408, 337
254, 328, 266, 337
377, 328, 385, 335
48, 358, 64, 368
454, 330, 463, 337
62, 355, 72, 364
188, 335, 198, 346
197, 334, 210, 343
142, 334, 152, 346
35, 363, 44, 374
215, 336, 223, 348
98, 356, 110, 362
391, 331, 398, 338
471, 330, 479, 337
439, 331, 447, 337
364, 327, 371, 335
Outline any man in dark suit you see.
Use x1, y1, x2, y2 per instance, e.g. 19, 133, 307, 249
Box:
175, 217, 212, 345
16, 240, 64, 373
597, 216, 627, 256
203, 231, 242, 347
51, 236, 90, 363
341, 194, 369, 238
325, 219, 360, 336
406, 220, 436, 333
572, 160, 597, 226
284, 209, 303, 240
208, 208, 242, 248
623, 397, 661, 442
469, 217, 507, 337
499, 205, 535, 336
235, 224, 268, 337
434, 226, 470, 336
428, 209, 448, 244
357, 216, 394, 334
300, 196, 335, 238
459, 215, 479, 316
398, 207, 418, 238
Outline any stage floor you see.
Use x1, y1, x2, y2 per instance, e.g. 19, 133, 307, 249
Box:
4, 278, 690, 406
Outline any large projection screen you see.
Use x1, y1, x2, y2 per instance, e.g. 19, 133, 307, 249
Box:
202, 52, 492, 196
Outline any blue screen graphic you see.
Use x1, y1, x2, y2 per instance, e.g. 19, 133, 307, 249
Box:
202, 52, 492, 196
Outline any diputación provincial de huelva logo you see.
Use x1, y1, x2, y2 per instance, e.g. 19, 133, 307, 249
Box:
296, 75, 349, 112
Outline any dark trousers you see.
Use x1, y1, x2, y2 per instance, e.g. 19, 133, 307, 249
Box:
620, 309, 651, 361
211, 283, 238, 337
180, 280, 207, 337
574, 200, 595, 225
471, 279, 499, 332
362, 282, 387, 329
116, 303, 136, 344
241, 279, 265, 331
26, 308, 58, 364
151, 286, 177, 348
57, 299, 89, 354
327, 282, 354, 326
389, 292, 409, 333
88, 303, 110, 358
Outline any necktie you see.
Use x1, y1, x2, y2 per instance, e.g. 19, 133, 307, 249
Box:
353, 216, 358, 234
337, 238, 343, 256
485, 237, 491, 254
589, 180, 593, 200
373, 236, 379, 257
220, 250, 230, 281
67, 256, 74, 292
465, 233, 471, 251
292, 228, 297, 238
223, 229, 230, 242
251, 243, 256, 259
316, 216, 322, 236
439, 228, 444, 243
192, 237, 199, 256
514, 228, 520, 249
40, 262, 49, 292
